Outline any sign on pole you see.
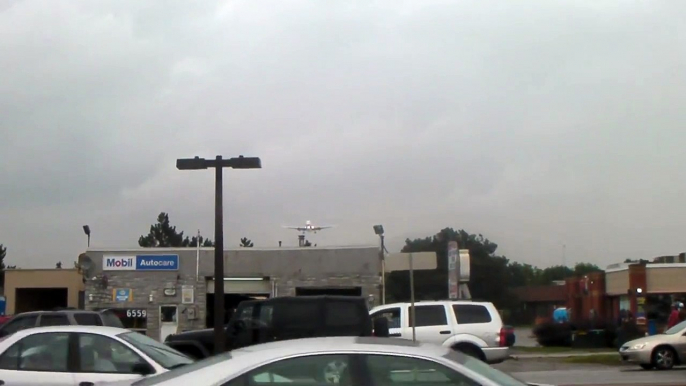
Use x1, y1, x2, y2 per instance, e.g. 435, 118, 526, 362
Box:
448, 241, 459, 299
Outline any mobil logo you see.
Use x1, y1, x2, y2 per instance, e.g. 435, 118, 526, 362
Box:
103, 256, 136, 271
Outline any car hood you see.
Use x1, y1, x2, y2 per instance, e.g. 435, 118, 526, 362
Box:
624, 334, 673, 346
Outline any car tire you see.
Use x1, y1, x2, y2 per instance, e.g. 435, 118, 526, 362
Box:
651, 346, 676, 370
452, 344, 485, 362
639, 364, 653, 370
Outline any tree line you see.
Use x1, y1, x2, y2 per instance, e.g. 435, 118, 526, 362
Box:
386, 227, 601, 309
138, 212, 254, 248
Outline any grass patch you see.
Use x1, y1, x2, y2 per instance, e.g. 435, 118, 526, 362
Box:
561, 354, 623, 365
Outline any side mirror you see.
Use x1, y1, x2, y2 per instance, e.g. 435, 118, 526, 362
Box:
132, 362, 155, 376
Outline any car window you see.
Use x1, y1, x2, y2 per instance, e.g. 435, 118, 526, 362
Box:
99, 310, 126, 328
73, 313, 103, 326
0, 315, 38, 336
132, 352, 232, 386
326, 301, 363, 327
443, 350, 528, 386
452, 305, 492, 324
39, 314, 70, 327
273, 302, 319, 329
366, 354, 480, 386
0, 332, 69, 372
371, 308, 401, 329
410, 306, 447, 327
78, 333, 147, 374
665, 320, 686, 334
118, 331, 193, 369
238, 354, 352, 386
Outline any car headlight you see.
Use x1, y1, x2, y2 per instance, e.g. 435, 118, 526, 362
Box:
631, 343, 646, 350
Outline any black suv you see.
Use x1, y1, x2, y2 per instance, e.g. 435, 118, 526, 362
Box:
0, 308, 124, 338
165, 295, 388, 359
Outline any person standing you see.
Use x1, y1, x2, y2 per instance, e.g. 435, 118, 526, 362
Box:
667, 303, 680, 328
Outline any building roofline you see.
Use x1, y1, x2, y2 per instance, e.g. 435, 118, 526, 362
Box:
86, 245, 378, 253
6, 268, 79, 272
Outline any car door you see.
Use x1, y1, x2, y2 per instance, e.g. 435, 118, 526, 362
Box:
370, 306, 403, 337
220, 353, 361, 386
71, 333, 154, 385
0, 331, 75, 386
451, 304, 498, 346
406, 305, 451, 345
0, 315, 39, 338
363, 353, 482, 386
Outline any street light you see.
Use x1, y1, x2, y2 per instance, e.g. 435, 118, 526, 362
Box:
373, 225, 386, 305
82, 225, 91, 247
176, 155, 261, 354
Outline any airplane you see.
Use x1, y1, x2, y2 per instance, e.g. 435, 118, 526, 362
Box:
282, 220, 336, 234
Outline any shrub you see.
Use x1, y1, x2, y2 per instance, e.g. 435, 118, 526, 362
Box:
532, 321, 572, 347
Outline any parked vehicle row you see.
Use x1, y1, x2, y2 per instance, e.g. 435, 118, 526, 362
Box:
0, 325, 193, 386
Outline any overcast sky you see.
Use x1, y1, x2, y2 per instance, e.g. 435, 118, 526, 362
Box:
2, 1, 685, 269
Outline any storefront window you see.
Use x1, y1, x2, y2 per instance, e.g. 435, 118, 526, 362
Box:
645, 295, 676, 323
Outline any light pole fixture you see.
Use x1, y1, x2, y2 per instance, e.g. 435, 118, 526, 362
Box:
176, 155, 261, 354
373, 225, 386, 305
83, 225, 91, 248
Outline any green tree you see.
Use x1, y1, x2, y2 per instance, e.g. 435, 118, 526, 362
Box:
0, 244, 17, 288
138, 212, 214, 247
390, 228, 515, 308
239, 237, 254, 247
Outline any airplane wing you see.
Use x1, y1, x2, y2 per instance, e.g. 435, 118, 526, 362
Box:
282, 226, 307, 231
313, 225, 336, 230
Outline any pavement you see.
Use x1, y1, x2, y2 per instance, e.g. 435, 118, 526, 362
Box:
493, 355, 686, 385
515, 367, 686, 385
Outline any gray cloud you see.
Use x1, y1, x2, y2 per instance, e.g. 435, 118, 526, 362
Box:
1, 0, 686, 269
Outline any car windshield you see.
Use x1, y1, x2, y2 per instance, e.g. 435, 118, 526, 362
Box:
118, 332, 193, 369
444, 350, 528, 386
664, 320, 686, 335
132, 352, 233, 386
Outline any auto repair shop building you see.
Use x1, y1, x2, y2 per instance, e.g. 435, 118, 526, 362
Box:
79, 246, 380, 341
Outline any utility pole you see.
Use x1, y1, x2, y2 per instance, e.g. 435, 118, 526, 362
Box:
176, 155, 261, 354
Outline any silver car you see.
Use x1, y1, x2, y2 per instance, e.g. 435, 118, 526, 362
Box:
619, 319, 686, 370
102, 336, 550, 386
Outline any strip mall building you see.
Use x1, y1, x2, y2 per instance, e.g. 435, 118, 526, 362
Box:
514, 256, 686, 326
79, 246, 382, 341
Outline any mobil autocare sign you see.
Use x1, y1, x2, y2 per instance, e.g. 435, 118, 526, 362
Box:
103, 254, 179, 271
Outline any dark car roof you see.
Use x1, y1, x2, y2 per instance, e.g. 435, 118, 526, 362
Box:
17, 309, 104, 316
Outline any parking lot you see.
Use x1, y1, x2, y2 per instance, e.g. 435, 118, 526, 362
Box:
494, 357, 686, 385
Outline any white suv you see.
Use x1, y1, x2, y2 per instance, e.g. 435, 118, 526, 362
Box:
369, 300, 512, 364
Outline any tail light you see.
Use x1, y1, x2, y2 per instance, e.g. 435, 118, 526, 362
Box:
499, 326, 514, 347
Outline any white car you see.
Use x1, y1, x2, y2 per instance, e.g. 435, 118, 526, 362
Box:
0, 325, 193, 386
370, 301, 512, 363
101, 336, 550, 386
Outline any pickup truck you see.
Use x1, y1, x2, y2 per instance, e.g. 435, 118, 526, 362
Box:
370, 300, 514, 363
165, 295, 388, 359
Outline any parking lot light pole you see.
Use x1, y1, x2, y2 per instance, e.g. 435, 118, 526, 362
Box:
176, 155, 262, 354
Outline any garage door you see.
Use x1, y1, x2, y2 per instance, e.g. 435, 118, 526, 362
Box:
206, 279, 271, 294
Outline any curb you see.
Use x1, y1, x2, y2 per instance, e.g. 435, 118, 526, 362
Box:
511, 352, 616, 359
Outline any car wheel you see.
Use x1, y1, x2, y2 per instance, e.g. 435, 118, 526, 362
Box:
453, 344, 485, 361
321, 359, 348, 384
639, 364, 653, 370
652, 346, 676, 370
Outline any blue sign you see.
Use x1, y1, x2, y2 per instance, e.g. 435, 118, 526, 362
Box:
113, 288, 132, 302
135, 254, 179, 271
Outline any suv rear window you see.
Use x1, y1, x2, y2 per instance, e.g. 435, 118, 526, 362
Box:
99, 310, 125, 328
453, 304, 492, 324
74, 313, 103, 326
